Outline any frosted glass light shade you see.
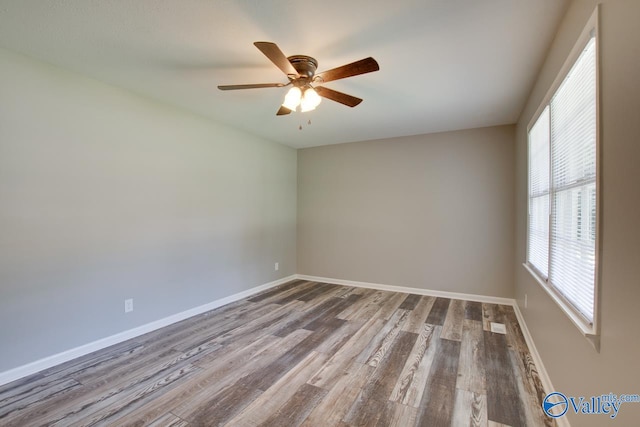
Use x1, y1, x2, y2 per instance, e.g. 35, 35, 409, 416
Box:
282, 87, 302, 110
300, 87, 322, 112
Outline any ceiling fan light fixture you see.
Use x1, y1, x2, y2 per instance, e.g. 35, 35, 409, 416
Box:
282, 86, 302, 110
300, 87, 322, 112
219, 41, 379, 116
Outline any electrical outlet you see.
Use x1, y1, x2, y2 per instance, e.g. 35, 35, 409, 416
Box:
524, 294, 528, 309
274, 262, 279, 271
124, 298, 133, 313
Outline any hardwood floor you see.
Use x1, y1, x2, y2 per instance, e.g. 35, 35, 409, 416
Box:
0, 280, 554, 426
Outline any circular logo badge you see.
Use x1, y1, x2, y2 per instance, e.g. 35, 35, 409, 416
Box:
543, 392, 569, 418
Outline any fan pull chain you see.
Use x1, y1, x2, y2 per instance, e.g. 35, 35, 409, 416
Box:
298, 119, 312, 131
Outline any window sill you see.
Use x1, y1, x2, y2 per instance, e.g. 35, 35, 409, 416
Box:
522, 263, 600, 351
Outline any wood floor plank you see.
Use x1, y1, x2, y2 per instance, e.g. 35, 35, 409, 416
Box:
456, 319, 486, 394
247, 279, 308, 302
389, 323, 436, 406
52, 345, 206, 426
401, 295, 436, 333
271, 282, 330, 305
307, 316, 385, 390
441, 298, 465, 341
170, 302, 284, 352
0, 282, 551, 427
0, 378, 81, 422
182, 382, 262, 426
169, 331, 309, 421
332, 285, 360, 299
247, 281, 316, 307
117, 333, 292, 425
2, 345, 195, 427
398, 293, 422, 310
335, 289, 389, 320
365, 309, 410, 367
0, 377, 80, 415
298, 284, 352, 312
259, 383, 327, 427
356, 308, 409, 365
272, 295, 357, 337
302, 294, 363, 331
425, 297, 451, 325
15, 340, 145, 393
376, 291, 410, 320
239, 318, 347, 392
63, 364, 201, 427
132, 299, 270, 350
343, 330, 417, 426
452, 389, 487, 427
414, 338, 461, 427
297, 282, 340, 302
73, 346, 185, 385
377, 400, 419, 427
484, 330, 526, 427
313, 318, 364, 356
125, 334, 294, 425
197, 303, 305, 351
146, 412, 189, 427
35, 339, 144, 380
0, 373, 45, 397
301, 362, 374, 427
223, 351, 329, 426
128, 299, 273, 357
465, 300, 484, 321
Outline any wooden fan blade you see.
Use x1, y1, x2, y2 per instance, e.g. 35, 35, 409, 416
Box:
315, 86, 363, 107
218, 83, 285, 90
254, 42, 299, 77
315, 57, 379, 83
276, 106, 292, 116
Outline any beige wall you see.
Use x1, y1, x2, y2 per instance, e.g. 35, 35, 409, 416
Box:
0, 47, 297, 372
515, 0, 640, 425
298, 126, 515, 298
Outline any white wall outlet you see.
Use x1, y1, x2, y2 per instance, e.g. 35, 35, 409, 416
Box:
524, 294, 528, 309
124, 298, 133, 313
274, 262, 279, 271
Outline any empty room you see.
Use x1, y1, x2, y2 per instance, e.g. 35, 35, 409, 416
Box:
1, 0, 639, 426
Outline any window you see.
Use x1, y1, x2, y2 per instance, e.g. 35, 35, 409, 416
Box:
526, 13, 599, 340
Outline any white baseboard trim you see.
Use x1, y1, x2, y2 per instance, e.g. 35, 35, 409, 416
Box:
296, 274, 516, 306
0, 274, 297, 387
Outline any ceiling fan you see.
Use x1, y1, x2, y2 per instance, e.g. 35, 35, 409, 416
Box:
218, 42, 379, 115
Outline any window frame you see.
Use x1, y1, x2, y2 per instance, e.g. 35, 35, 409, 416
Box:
524, 6, 601, 349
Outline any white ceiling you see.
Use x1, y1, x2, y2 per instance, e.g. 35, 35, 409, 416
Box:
0, 0, 568, 148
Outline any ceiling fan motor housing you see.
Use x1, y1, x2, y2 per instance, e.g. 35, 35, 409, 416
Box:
287, 55, 318, 80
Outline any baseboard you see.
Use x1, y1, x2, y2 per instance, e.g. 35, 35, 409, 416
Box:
296, 274, 516, 305
0, 274, 297, 387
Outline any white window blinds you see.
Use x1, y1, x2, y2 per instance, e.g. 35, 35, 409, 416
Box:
528, 106, 550, 278
527, 35, 597, 324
